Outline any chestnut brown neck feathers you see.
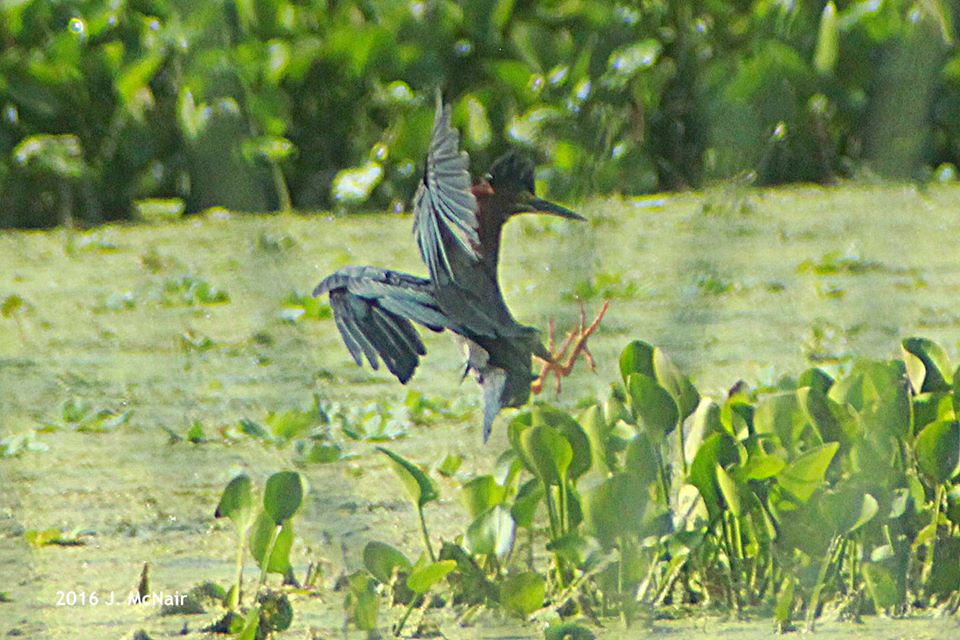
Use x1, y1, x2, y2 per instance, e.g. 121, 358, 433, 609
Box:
470, 181, 515, 276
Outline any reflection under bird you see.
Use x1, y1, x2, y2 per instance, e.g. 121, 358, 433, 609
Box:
314, 94, 606, 441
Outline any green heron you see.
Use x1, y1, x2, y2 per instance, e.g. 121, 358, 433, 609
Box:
315, 94, 606, 440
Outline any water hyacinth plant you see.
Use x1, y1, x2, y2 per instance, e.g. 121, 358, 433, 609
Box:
213, 470, 306, 637
343, 336, 959, 634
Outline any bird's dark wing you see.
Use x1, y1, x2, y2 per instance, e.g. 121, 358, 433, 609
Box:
413, 93, 480, 286
313, 266, 452, 384
412, 94, 516, 337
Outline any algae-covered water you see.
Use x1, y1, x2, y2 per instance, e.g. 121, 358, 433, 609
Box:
2, 184, 960, 638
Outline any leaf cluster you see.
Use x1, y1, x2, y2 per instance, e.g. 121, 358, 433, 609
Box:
350, 335, 960, 633
5, 1, 960, 227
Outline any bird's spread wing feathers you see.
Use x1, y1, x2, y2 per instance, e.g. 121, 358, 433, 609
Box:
413, 93, 480, 289
412, 93, 521, 337
314, 266, 452, 383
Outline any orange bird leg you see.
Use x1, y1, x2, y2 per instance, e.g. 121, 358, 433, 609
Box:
531, 300, 610, 396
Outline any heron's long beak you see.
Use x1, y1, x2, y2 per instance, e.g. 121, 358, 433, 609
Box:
527, 196, 585, 221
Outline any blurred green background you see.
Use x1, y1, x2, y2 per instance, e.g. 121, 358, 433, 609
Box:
2, 0, 959, 228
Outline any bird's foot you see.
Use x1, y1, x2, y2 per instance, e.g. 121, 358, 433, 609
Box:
531, 300, 609, 395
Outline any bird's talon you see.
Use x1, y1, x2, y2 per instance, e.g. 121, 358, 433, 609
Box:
531, 301, 609, 396
582, 344, 596, 370
577, 298, 587, 330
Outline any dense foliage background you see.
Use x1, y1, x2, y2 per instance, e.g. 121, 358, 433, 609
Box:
2, 0, 960, 227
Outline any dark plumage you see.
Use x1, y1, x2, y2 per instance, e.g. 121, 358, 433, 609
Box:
313, 266, 449, 384
412, 99, 517, 338
315, 93, 585, 441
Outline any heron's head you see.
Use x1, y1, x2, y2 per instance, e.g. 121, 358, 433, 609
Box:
483, 151, 584, 222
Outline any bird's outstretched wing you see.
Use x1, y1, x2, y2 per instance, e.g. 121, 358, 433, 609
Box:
314, 266, 451, 383
412, 93, 517, 337
413, 93, 480, 286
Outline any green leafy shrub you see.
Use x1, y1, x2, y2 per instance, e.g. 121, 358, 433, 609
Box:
3, 1, 960, 226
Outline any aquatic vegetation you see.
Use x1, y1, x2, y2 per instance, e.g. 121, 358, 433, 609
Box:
254, 232, 298, 254
0, 429, 48, 457
342, 337, 960, 634
566, 271, 644, 302
65, 230, 121, 254
140, 247, 183, 273
211, 470, 306, 637
24, 527, 90, 547
178, 393, 470, 469
1, 293, 30, 338
279, 290, 331, 323
39, 398, 133, 434
796, 248, 884, 275
160, 274, 230, 306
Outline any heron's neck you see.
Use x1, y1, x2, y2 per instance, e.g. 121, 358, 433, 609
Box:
471, 185, 509, 276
